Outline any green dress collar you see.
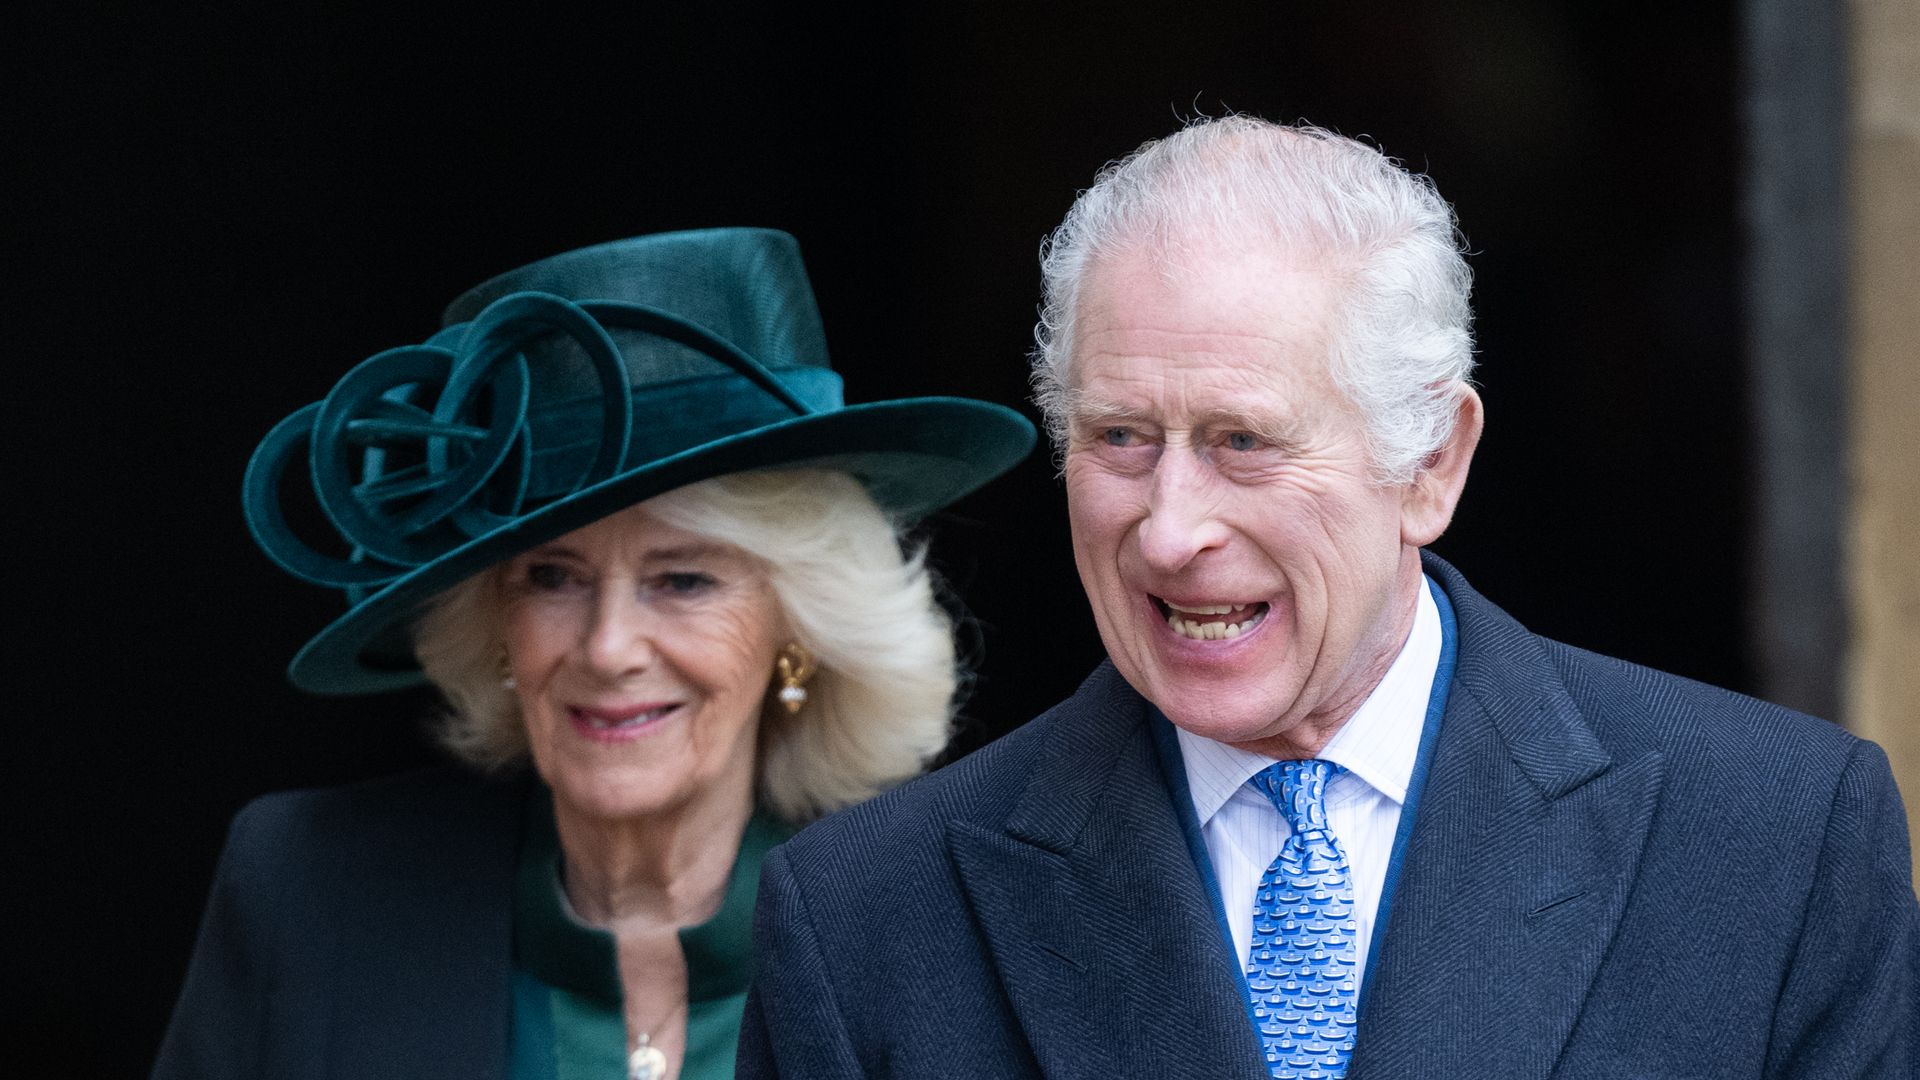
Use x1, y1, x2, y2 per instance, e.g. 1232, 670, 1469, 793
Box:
509, 785, 791, 1078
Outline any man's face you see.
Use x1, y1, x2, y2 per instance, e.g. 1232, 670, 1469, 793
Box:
1062, 244, 1426, 756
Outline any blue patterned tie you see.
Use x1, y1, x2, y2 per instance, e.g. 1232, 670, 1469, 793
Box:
1246, 760, 1358, 1078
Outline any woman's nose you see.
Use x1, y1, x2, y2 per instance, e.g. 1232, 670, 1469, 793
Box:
580, 588, 657, 678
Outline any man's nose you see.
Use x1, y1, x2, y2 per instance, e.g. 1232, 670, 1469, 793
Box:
1137, 450, 1229, 573
581, 587, 657, 678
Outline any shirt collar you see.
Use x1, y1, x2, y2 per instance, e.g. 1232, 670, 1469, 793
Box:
1176, 577, 1442, 826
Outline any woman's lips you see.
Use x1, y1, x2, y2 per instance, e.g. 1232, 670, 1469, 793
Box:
566, 702, 681, 741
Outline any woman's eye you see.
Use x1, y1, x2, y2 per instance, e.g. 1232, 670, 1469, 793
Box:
659, 572, 717, 595
1225, 431, 1258, 452
525, 563, 573, 591
1103, 427, 1133, 447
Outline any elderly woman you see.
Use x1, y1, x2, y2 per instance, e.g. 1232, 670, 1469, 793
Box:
152, 229, 1033, 1080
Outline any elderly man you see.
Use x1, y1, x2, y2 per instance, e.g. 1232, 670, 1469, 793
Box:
740, 118, 1918, 1078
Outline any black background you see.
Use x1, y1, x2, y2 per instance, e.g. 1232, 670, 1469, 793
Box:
14, 2, 1745, 1074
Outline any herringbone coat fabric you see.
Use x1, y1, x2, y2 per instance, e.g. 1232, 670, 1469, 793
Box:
739, 554, 1918, 1079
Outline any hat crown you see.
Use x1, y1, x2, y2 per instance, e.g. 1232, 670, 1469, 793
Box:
442, 228, 831, 402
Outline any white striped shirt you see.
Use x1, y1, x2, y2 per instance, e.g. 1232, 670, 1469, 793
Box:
1175, 580, 1442, 986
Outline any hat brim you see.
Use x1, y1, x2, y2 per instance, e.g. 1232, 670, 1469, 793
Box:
286, 397, 1036, 695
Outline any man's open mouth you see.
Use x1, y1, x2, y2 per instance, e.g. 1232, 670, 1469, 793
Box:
1152, 597, 1270, 641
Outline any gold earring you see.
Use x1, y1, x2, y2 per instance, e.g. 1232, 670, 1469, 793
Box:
498, 652, 517, 691
775, 644, 815, 714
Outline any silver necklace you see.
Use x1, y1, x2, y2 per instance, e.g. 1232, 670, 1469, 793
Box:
627, 1033, 668, 1080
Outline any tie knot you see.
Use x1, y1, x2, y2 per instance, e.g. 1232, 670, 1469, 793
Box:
1250, 759, 1340, 832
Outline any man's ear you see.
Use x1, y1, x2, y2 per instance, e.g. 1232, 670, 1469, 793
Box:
1400, 385, 1483, 547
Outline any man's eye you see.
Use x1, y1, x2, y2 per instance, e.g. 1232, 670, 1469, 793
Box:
1225, 432, 1258, 452
526, 563, 573, 590
1103, 427, 1133, 447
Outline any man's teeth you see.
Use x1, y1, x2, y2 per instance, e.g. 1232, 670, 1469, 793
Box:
1163, 604, 1265, 640
1165, 602, 1236, 616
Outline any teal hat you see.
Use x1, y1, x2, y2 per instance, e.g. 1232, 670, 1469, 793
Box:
244, 228, 1035, 695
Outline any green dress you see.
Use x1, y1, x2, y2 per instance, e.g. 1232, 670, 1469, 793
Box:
506, 788, 790, 1080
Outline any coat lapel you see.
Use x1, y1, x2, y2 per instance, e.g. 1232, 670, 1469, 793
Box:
948, 664, 1268, 1079
1350, 559, 1664, 1078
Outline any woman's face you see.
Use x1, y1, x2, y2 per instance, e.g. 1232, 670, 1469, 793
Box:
500, 501, 784, 825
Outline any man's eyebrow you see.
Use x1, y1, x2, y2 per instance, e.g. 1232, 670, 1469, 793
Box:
1191, 409, 1302, 445
1063, 397, 1302, 444
1064, 397, 1155, 428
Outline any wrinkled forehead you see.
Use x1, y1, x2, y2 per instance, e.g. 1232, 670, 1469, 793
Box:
1064, 236, 1361, 430
1072, 240, 1347, 363
1086, 210, 1359, 287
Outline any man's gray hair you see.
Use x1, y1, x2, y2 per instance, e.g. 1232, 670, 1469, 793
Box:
1030, 116, 1476, 483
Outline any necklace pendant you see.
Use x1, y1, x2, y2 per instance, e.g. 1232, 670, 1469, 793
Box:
628, 1036, 668, 1080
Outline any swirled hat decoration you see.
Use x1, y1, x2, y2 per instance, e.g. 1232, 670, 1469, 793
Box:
243, 229, 1035, 694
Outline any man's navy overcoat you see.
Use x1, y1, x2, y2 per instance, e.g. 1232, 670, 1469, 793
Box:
740, 554, 1917, 1078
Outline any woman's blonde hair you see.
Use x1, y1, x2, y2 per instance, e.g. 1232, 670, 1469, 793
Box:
410, 468, 958, 824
